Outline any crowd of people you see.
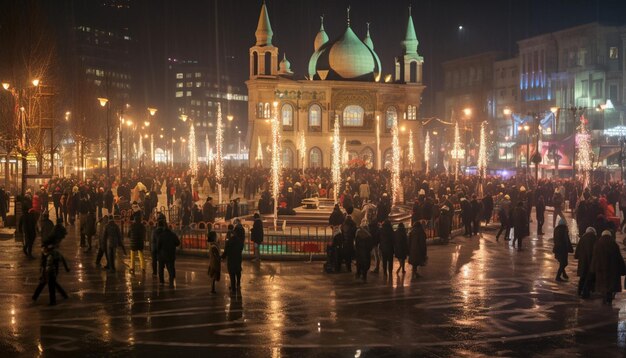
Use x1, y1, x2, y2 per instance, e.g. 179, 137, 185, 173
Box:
2, 163, 626, 305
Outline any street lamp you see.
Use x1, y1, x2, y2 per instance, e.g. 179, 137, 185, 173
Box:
180, 114, 188, 122
97, 97, 111, 186
31, 79, 40, 87
518, 124, 530, 177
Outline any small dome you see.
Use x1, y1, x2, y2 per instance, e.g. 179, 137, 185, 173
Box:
308, 25, 382, 81
279, 53, 293, 75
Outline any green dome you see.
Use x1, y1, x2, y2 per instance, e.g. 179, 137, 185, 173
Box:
308, 26, 381, 81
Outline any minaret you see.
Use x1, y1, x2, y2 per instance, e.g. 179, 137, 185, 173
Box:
313, 15, 329, 51
278, 53, 294, 76
363, 22, 374, 50
250, 2, 279, 78
395, 6, 423, 83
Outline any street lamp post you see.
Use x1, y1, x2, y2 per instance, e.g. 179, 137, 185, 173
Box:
97, 98, 110, 187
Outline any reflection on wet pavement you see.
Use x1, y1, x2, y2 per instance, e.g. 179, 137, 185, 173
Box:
0, 219, 625, 357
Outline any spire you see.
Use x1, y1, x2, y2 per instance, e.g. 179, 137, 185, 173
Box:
363, 22, 374, 50
346, 6, 351, 27
279, 53, 293, 75
255, 2, 274, 46
401, 5, 418, 54
314, 15, 329, 51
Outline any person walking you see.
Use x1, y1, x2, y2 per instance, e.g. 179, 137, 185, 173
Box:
495, 195, 511, 241
553, 218, 573, 281
250, 213, 264, 262
575, 227, 597, 298
128, 215, 146, 274
341, 215, 357, 272
39, 212, 54, 245
202, 197, 216, 223
408, 221, 427, 278
512, 201, 528, 250
102, 215, 126, 272
470, 195, 482, 236
207, 230, 221, 293
590, 230, 626, 304
222, 224, 244, 291
156, 216, 181, 286
394, 222, 408, 274
354, 223, 373, 282
552, 189, 566, 229
32, 243, 70, 305
379, 220, 395, 278
95, 216, 109, 269
460, 197, 472, 237
23, 208, 39, 258
536, 195, 546, 236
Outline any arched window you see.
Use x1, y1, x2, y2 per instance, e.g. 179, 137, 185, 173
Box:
407, 105, 417, 120
264, 52, 272, 75
282, 147, 294, 168
308, 104, 322, 130
361, 147, 374, 169
343, 105, 364, 127
263, 103, 270, 118
281, 103, 293, 128
410, 61, 417, 83
383, 148, 393, 169
253, 52, 258, 76
309, 147, 322, 168
386, 106, 398, 129
257, 103, 264, 118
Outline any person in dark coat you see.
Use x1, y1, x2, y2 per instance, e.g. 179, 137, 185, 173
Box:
328, 204, 345, 227
102, 215, 126, 272
482, 194, 494, 224
368, 220, 381, 273
340, 215, 357, 272
535, 195, 546, 235
45, 219, 67, 248
250, 213, 264, 262
575, 227, 597, 298
496, 195, 511, 241
460, 198, 472, 237
408, 221, 427, 278
379, 220, 395, 278
470, 195, 482, 236
23, 208, 39, 258
32, 243, 70, 305
438, 205, 452, 243
202, 197, 216, 223
128, 215, 146, 274
512, 201, 528, 250
354, 224, 373, 282
82, 210, 96, 252
331, 228, 344, 273
553, 218, 573, 281
39, 212, 55, 245
393, 223, 408, 274
156, 217, 180, 286
96, 216, 109, 268
590, 230, 626, 304
221, 224, 244, 291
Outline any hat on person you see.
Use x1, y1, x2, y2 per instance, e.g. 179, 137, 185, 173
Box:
585, 227, 596, 235
504, 195, 510, 200
519, 186, 526, 192
602, 230, 612, 237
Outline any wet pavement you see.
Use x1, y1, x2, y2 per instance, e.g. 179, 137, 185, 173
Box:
1, 215, 626, 357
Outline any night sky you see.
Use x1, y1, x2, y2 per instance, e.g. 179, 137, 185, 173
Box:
132, 0, 626, 116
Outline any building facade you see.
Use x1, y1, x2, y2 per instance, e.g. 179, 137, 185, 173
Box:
246, 4, 425, 169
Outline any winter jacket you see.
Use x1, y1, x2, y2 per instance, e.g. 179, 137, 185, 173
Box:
156, 227, 180, 262
128, 221, 146, 251
408, 223, 427, 266
251, 218, 264, 244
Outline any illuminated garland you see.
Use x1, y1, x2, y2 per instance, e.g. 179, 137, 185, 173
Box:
271, 102, 282, 229
577, 117, 592, 186
424, 131, 430, 175
451, 122, 462, 180
215, 103, 224, 181
408, 129, 415, 167
331, 116, 342, 204
478, 122, 487, 178
189, 123, 197, 176
205, 134, 210, 165
256, 136, 264, 161
299, 131, 306, 166
342, 138, 348, 168
150, 134, 154, 163
391, 118, 401, 204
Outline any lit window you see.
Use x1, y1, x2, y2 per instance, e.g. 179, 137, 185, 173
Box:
176, 73, 183, 79
186, 91, 192, 97
176, 82, 183, 88
264, 103, 271, 119
196, 82, 202, 88
610, 47, 618, 59
308, 104, 322, 129
186, 82, 193, 87
343, 105, 364, 127
309, 147, 322, 168
195, 72, 202, 78
281, 104, 293, 128
385, 106, 398, 128
175, 91, 183, 98
257, 103, 264, 118
186, 73, 192, 78
407, 105, 417, 120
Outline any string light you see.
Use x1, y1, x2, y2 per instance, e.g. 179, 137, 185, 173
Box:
391, 117, 401, 204
408, 129, 415, 169
451, 122, 463, 181
271, 102, 282, 230
138, 134, 144, 158
342, 138, 348, 168
332, 115, 342, 204
150, 134, 154, 163
188, 122, 197, 176
215, 103, 224, 203
423, 131, 429, 175
205, 134, 210, 165
478, 121, 487, 179
256, 136, 264, 161
577, 116, 592, 187
299, 131, 306, 168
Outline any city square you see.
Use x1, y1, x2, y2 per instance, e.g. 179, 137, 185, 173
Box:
1, 0, 626, 357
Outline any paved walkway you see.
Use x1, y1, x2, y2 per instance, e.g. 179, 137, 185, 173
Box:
0, 215, 625, 357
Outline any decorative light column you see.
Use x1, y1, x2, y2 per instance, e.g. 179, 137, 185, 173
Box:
270, 102, 282, 230
256, 136, 264, 165
299, 131, 306, 175
452, 122, 462, 181
407, 129, 415, 172
577, 117, 592, 188
215, 103, 224, 204
332, 115, 342, 205
189, 122, 197, 176
423, 131, 430, 175
342, 138, 348, 169
391, 117, 401, 205
205, 134, 210, 165
478, 121, 487, 180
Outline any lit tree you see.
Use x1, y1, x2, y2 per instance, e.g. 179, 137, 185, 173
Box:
577, 117, 592, 188
408, 129, 415, 170
188, 123, 197, 176
270, 102, 282, 230
478, 121, 487, 179
331, 116, 342, 204
391, 118, 401, 204
423, 131, 430, 175
215, 103, 224, 203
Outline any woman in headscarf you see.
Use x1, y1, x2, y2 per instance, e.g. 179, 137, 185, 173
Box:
408, 221, 427, 278
575, 227, 597, 298
379, 220, 395, 278
393, 223, 408, 274
590, 230, 626, 304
